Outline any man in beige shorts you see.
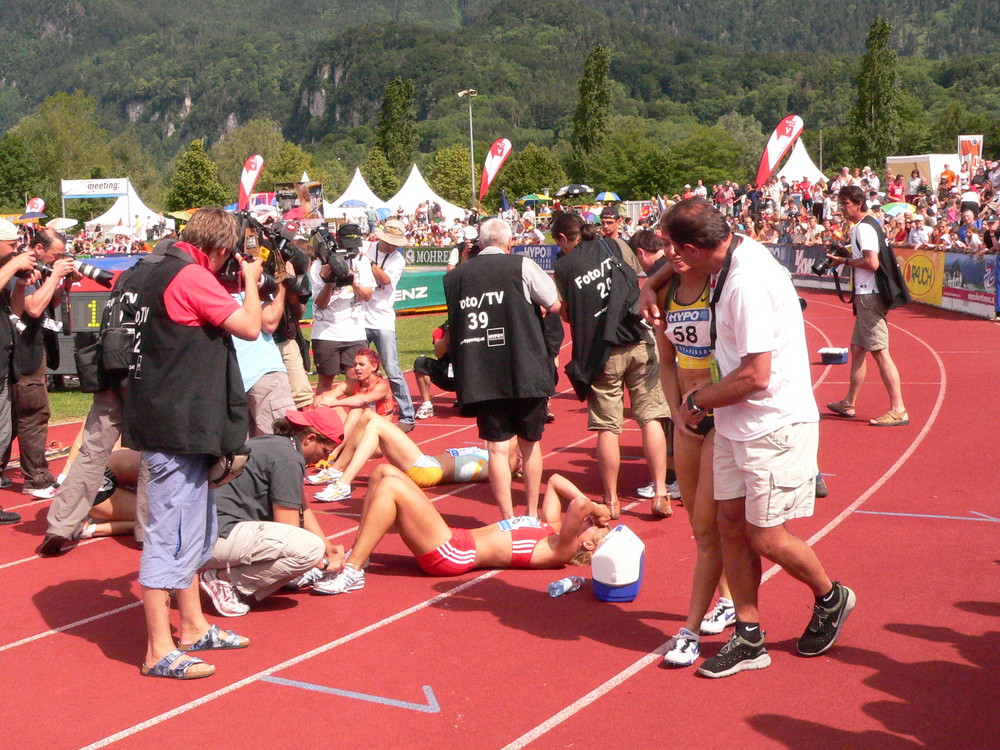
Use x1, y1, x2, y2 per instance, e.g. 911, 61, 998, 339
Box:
666, 199, 855, 678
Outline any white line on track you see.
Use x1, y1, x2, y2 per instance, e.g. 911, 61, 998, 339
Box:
500, 299, 948, 750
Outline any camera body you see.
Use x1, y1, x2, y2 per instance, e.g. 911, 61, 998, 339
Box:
812, 241, 850, 276
311, 224, 361, 288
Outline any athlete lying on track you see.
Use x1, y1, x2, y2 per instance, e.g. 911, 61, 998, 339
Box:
312, 469, 611, 595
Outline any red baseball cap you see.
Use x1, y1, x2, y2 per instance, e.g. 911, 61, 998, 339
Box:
285, 407, 344, 444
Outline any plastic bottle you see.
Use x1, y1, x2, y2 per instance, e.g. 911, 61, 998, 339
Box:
547, 575, 585, 598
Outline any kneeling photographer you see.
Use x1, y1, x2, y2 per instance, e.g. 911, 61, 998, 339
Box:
825, 185, 910, 427
308, 223, 374, 400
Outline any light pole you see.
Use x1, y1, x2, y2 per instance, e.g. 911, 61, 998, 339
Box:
458, 89, 478, 211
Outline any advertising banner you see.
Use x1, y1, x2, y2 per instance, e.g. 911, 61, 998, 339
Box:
403, 246, 454, 267
512, 244, 559, 272
394, 269, 446, 313
60, 178, 129, 199
941, 252, 996, 318
895, 248, 944, 306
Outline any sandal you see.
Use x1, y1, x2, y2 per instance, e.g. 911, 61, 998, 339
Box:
179, 623, 250, 652
870, 410, 909, 427
652, 496, 673, 518
826, 400, 856, 418
140, 649, 215, 680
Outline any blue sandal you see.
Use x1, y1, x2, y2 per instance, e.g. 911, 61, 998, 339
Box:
140, 649, 215, 680
180, 623, 250, 652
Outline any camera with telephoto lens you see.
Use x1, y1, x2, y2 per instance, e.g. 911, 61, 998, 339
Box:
310, 223, 361, 287
219, 212, 300, 297
812, 241, 850, 276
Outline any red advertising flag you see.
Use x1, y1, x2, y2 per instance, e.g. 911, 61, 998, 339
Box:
755, 115, 804, 187
25, 197, 45, 213
957, 135, 983, 172
238, 155, 265, 211
479, 138, 513, 202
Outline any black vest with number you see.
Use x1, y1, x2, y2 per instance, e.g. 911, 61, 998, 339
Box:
443, 251, 553, 405
123, 246, 248, 456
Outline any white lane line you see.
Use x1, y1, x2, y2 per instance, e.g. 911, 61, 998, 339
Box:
501, 300, 948, 750
79, 571, 504, 750
0, 601, 142, 654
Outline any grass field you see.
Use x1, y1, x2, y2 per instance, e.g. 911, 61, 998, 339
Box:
48, 311, 448, 423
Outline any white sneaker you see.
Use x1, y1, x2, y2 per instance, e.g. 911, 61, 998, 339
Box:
24, 484, 57, 499
700, 597, 736, 635
313, 481, 352, 503
312, 564, 365, 595
307, 466, 343, 485
667, 481, 682, 500
662, 628, 701, 667
200, 569, 250, 617
286, 566, 326, 589
636, 482, 655, 499
415, 401, 434, 419
72, 518, 98, 540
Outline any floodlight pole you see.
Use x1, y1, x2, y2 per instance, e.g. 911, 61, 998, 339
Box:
458, 89, 478, 211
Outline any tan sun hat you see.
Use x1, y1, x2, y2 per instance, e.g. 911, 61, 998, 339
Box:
375, 218, 407, 246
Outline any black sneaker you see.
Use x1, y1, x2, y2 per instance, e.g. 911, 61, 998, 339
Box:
797, 582, 856, 656
696, 630, 771, 678
0, 508, 20, 525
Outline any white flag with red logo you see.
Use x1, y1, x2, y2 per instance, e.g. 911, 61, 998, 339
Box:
238, 155, 265, 211
479, 138, 513, 202
26, 197, 45, 214
958, 135, 983, 172
755, 115, 804, 188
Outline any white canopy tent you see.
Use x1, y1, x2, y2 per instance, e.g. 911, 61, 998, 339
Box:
386, 164, 467, 222
324, 167, 391, 220
885, 154, 955, 190
776, 139, 827, 185
84, 182, 174, 233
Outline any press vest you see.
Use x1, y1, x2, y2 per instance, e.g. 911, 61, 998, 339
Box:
443, 252, 553, 405
123, 246, 248, 456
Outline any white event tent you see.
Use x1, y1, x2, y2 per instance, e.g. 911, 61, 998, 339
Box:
776, 139, 827, 185
84, 182, 174, 232
386, 164, 467, 222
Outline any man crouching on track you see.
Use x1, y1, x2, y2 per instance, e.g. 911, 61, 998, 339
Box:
656, 199, 855, 678
123, 207, 263, 680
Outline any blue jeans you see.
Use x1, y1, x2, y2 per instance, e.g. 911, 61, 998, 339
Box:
366, 327, 415, 423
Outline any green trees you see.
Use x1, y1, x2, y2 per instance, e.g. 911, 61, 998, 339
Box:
850, 17, 901, 168
0, 132, 43, 212
425, 144, 473, 208
571, 46, 613, 168
374, 77, 418, 176
362, 147, 399, 200
165, 140, 228, 211
495, 143, 566, 204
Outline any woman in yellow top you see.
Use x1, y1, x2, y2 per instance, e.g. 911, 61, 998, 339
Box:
652, 230, 735, 668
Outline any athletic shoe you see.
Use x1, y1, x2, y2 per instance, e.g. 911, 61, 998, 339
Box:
667, 480, 682, 500
306, 466, 343, 486
399, 421, 415, 433
415, 401, 434, 420
285, 567, 326, 589
200, 569, 250, 617
72, 518, 98, 540
636, 482, 655, 499
312, 564, 365, 595
314, 481, 352, 503
0, 508, 20, 525
662, 628, 701, 667
24, 484, 57, 499
0, 475, 13, 489
797, 582, 856, 656
700, 597, 737, 635
696, 630, 771, 678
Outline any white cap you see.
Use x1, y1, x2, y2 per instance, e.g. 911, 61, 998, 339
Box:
462, 226, 478, 241
0, 218, 18, 241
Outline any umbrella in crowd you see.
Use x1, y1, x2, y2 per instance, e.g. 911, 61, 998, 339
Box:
555, 184, 592, 197
46, 217, 78, 231
168, 210, 192, 221
341, 199, 368, 208
882, 202, 918, 217
520, 193, 551, 203
17, 211, 47, 223
581, 210, 598, 222
595, 191, 620, 202
375, 207, 392, 220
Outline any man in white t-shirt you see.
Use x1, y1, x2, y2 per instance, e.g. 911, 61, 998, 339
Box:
665, 198, 854, 678
692, 179, 708, 199
309, 224, 375, 398
826, 186, 908, 427
364, 219, 415, 431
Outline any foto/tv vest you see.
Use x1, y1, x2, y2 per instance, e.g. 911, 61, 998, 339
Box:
443, 251, 554, 406
123, 245, 248, 457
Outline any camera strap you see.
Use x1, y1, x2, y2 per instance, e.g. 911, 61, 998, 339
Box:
831, 266, 854, 304
708, 232, 741, 350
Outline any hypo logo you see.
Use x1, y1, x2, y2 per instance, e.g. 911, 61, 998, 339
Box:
902, 253, 935, 297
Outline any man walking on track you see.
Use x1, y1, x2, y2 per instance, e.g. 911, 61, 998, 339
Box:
665, 199, 855, 678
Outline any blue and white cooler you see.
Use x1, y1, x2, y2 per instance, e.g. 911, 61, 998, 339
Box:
591, 524, 645, 602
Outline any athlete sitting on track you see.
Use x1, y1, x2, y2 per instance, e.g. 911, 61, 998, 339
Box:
313, 348, 395, 423
309, 410, 493, 503
312, 470, 611, 595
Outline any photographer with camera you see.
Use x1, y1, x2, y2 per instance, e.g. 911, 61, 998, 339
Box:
364, 219, 416, 432
826, 186, 910, 427
0, 228, 78, 499
271, 238, 314, 409
0, 219, 43, 523
309, 223, 374, 401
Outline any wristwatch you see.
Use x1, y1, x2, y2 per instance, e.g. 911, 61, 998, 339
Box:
686, 391, 705, 415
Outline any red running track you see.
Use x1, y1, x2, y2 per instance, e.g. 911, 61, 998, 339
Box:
0, 289, 997, 749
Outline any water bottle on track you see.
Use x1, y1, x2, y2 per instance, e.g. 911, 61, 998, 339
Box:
547, 575, 585, 597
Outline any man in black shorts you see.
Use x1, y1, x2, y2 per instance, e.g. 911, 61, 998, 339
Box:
444, 218, 560, 518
